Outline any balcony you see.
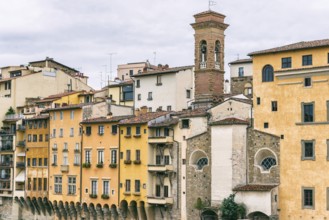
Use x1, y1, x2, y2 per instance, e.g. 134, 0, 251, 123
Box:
0, 145, 13, 152
16, 162, 25, 168
148, 136, 173, 144
16, 141, 25, 148
0, 162, 13, 167
215, 62, 220, 70
148, 164, 174, 172
4, 114, 24, 121
16, 125, 26, 132
147, 196, 173, 205
60, 165, 69, 172
200, 61, 207, 69
0, 175, 11, 180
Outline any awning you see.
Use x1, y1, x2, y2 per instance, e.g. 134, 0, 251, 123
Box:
15, 171, 25, 182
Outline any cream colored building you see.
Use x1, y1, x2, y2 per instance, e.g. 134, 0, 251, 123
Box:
250, 39, 329, 219
117, 62, 148, 81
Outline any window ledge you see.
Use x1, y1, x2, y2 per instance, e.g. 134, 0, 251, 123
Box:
124, 135, 131, 138
133, 134, 141, 138
133, 192, 141, 196
123, 192, 131, 196
156, 83, 162, 86
296, 121, 329, 126
301, 157, 315, 161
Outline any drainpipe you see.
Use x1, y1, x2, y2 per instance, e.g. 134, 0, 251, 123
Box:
79, 123, 83, 204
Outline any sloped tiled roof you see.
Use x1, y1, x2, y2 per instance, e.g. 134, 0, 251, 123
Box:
174, 108, 208, 118
25, 115, 49, 121
81, 115, 133, 124
228, 58, 252, 65
46, 103, 90, 111
233, 184, 278, 192
210, 117, 249, 126
119, 112, 168, 125
248, 39, 329, 56
132, 66, 194, 77
148, 118, 179, 128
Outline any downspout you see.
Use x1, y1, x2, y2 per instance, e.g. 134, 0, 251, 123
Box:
79, 123, 83, 204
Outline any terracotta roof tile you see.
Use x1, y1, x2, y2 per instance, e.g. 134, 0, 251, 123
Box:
173, 108, 208, 118
132, 66, 194, 77
210, 117, 249, 126
81, 115, 133, 124
25, 115, 49, 121
249, 39, 329, 56
46, 103, 90, 111
228, 58, 252, 65
119, 112, 168, 125
148, 118, 179, 128
233, 184, 277, 192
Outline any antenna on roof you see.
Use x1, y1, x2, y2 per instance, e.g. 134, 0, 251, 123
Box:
209, 0, 216, 10
107, 52, 117, 81
153, 51, 156, 65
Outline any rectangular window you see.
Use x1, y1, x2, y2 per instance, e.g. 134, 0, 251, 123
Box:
98, 125, 104, 135
271, 101, 278, 111
156, 155, 161, 165
45, 134, 49, 141
136, 150, 141, 161
70, 128, 74, 137
186, 90, 191, 98
91, 180, 98, 195
53, 112, 56, 120
148, 92, 153, 101
27, 158, 31, 166
126, 127, 131, 136
164, 128, 170, 136
52, 154, 57, 165
156, 75, 162, 85
137, 94, 141, 100
38, 158, 42, 166
44, 158, 48, 166
86, 126, 92, 135
60, 111, 63, 120
302, 102, 314, 122
43, 178, 47, 191
59, 128, 63, 137
43, 121, 47, 129
111, 150, 117, 164
304, 77, 312, 87
238, 67, 244, 77
52, 129, 56, 138
39, 134, 43, 142
164, 185, 169, 197
264, 122, 269, 128
156, 185, 161, 197
98, 150, 104, 164
33, 135, 37, 142
38, 178, 42, 190
136, 126, 141, 135
182, 119, 189, 129
302, 187, 314, 209
27, 178, 31, 190
38, 121, 42, 128
64, 142, 68, 150
70, 110, 74, 120
156, 128, 161, 137
112, 125, 117, 134
122, 85, 133, 101
257, 97, 261, 105
33, 122, 37, 129
281, 57, 292, 68
33, 178, 37, 191
85, 150, 91, 163
28, 134, 31, 142
125, 180, 131, 192
302, 140, 315, 160
302, 55, 312, 66
136, 80, 140, 88
103, 180, 109, 196
74, 154, 80, 165
135, 180, 140, 193
129, 70, 133, 76
68, 177, 76, 195
54, 176, 62, 194
32, 158, 37, 166
126, 150, 131, 161
63, 153, 68, 165
164, 155, 170, 165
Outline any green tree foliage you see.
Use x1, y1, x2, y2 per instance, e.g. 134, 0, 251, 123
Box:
5, 107, 15, 116
220, 194, 246, 220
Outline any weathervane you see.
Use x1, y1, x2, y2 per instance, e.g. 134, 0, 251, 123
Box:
209, 0, 217, 10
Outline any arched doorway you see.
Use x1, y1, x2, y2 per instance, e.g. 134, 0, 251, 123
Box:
201, 209, 218, 220
248, 211, 270, 220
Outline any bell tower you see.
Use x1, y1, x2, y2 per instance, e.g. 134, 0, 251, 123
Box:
191, 10, 229, 108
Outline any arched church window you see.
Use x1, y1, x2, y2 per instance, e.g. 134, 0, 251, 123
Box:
262, 65, 274, 82
200, 40, 207, 69
196, 158, 208, 170
261, 157, 276, 170
214, 41, 220, 70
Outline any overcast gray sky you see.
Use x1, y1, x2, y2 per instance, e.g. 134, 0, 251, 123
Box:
1, 0, 328, 89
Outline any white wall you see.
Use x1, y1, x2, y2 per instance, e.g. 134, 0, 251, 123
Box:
235, 191, 272, 217
134, 68, 194, 112
230, 62, 253, 78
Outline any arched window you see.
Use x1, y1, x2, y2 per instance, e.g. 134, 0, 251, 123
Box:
196, 158, 208, 170
262, 65, 274, 82
244, 83, 252, 96
200, 40, 207, 69
261, 157, 276, 170
214, 41, 220, 69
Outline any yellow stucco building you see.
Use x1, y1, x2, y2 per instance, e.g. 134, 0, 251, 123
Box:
80, 116, 131, 207
250, 39, 329, 218
118, 111, 167, 219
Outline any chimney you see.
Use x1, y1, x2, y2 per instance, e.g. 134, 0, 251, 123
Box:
140, 106, 148, 114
